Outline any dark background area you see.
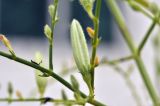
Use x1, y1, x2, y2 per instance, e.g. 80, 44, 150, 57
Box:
0, 0, 112, 42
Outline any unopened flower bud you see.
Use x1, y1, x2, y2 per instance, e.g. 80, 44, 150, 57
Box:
44, 25, 52, 42
16, 90, 23, 99
70, 75, 79, 91
49, 5, 55, 18
87, 27, 95, 39
8, 82, 13, 98
0, 35, 15, 56
94, 56, 100, 67
35, 52, 47, 97
79, 0, 95, 19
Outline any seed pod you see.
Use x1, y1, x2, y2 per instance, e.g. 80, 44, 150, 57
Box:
70, 19, 90, 74
44, 25, 52, 42
35, 52, 47, 97
79, 0, 95, 18
86, 27, 95, 39
0, 35, 15, 56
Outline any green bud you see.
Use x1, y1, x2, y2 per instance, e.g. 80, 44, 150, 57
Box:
70, 19, 93, 96
128, 1, 142, 11
135, 0, 150, 8
148, 2, 159, 14
61, 89, 68, 100
0, 35, 15, 56
48, 4, 58, 23
44, 25, 52, 42
70, 19, 90, 74
49, 5, 55, 18
70, 75, 79, 91
8, 82, 13, 98
35, 52, 47, 97
79, 0, 95, 18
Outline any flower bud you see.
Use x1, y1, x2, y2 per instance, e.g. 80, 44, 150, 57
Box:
128, 1, 142, 11
70, 75, 79, 91
71, 19, 92, 93
49, 5, 55, 18
44, 25, 52, 42
35, 52, 47, 97
79, 0, 95, 18
135, 0, 150, 8
70, 19, 90, 74
8, 82, 13, 98
94, 56, 100, 67
16, 90, 23, 99
86, 27, 95, 38
0, 35, 15, 56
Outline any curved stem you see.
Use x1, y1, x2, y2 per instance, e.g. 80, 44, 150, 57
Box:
106, 0, 160, 105
0, 51, 106, 106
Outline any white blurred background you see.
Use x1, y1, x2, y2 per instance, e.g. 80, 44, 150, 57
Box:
0, 0, 160, 106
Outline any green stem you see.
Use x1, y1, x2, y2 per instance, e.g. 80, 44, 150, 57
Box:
100, 55, 134, 65
49, 0, 59, 70
106, 0, 160, 105
0, 51, 105, 106
90, 0, 102, 95
0, 98, 84, 105
138, 19, 157, 54
49, 44, 53, 70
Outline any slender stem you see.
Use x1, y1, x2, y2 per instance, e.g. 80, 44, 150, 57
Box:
138, 18, 157, 54
106, 0, 160, 105
49, 0, 59, 70
0, 98, 84, 105
0, 51, 105, 106
49, 44, 53, 70
100, 55, 134, 65
90, 0, 102, 94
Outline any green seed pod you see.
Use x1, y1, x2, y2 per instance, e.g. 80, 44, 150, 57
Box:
70, 19, 90, 74
44, 25, 52, 42
35, 52, 47, 97
79, 0, 95, 18
70, 75, 79, 91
